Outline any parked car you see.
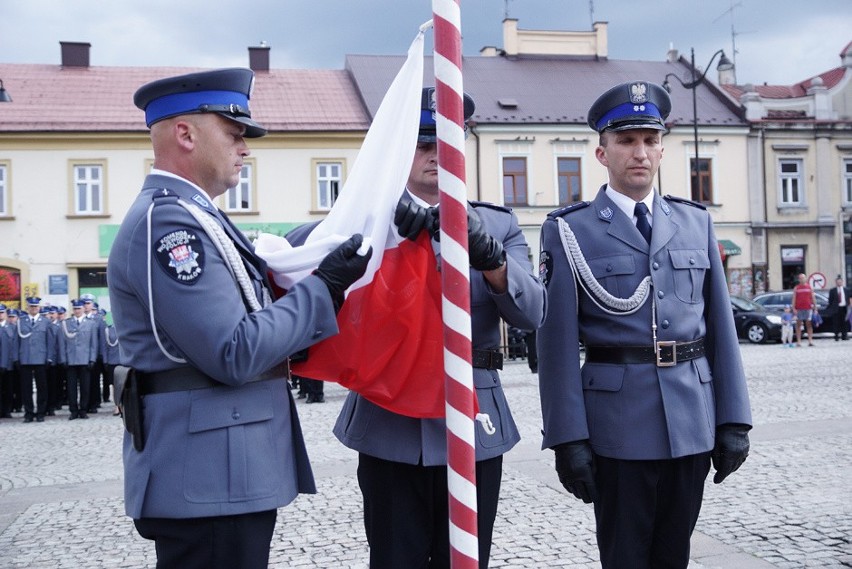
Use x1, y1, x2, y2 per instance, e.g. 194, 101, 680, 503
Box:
750, 290, 839, 336
730, 295, 783, 344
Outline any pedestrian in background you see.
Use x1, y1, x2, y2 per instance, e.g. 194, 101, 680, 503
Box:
0, 304, 14, 418
108, 67, 370, 569
16, 297, 55, 423
792, 273, 817, 346
781, 305, 796, 348
827, 275, 850, 341
537, 80, 752, 569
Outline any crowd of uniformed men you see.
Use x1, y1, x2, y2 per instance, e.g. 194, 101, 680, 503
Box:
0, 295, 122, 422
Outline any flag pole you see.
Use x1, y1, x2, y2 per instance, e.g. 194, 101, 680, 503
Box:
432, 1, 479, 567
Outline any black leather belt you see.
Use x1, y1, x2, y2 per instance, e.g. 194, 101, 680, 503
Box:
138, 360, 290, 395
584, 338, 705, 367
472, 349, 503, 370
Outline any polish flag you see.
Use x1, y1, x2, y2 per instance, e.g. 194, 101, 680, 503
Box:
255, 28, 447, 418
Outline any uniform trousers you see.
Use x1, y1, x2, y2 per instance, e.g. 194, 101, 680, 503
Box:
593, 452, 711, 569
357, 452, 502, 569
19, 364, 47, 419
66, 365, 90, 417
134, 509, 277, 569
0, 368, 14, 416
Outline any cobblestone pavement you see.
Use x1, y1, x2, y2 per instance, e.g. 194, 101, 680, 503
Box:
1, 340, 850, 568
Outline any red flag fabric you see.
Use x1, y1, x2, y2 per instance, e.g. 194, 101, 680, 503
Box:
292, 233, 447, 418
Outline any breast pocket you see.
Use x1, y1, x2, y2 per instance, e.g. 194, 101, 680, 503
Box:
669, 249, 710, 304
586, 254, 636, 297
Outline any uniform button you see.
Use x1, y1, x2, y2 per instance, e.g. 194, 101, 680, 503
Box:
661, 320, 670, 329
606, 264, 613, 272
657, 290, 665, 299
652, 262, 660, 270
312, 330, 323, 339
232, 410, 241, 420
689, 258, 696, 265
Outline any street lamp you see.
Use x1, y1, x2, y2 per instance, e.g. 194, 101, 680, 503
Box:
662, 48, 733, 202
0, 79, 12, 103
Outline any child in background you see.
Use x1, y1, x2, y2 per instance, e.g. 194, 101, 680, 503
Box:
781, 305, 796, 347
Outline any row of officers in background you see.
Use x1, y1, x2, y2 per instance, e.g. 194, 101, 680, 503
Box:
0, 295, 122, 422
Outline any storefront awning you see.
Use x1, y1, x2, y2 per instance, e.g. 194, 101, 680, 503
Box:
718, 239, 742, 256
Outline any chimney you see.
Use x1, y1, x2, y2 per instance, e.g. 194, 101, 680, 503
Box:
249, 42, 270, 72
60, 41, 91, 67
666, 43, 679, 63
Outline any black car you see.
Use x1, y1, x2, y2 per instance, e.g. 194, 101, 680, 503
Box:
730, 295, 783, 344
751, 290, 839, 335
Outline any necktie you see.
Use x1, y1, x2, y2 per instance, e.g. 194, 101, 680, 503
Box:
634, 202, 652, 244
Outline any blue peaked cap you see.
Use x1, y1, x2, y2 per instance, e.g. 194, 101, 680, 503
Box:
587, 81, 671, 133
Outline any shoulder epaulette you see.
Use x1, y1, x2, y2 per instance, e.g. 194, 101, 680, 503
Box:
663, 194, 706, 210
469, 201, 512, 214
547, 201, 590, 219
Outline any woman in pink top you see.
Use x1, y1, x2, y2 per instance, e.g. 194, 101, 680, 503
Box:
792, 273, 817, 346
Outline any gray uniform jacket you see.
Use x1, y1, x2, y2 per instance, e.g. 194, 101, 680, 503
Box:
17, 315, 54, 366
0, 322, 13, 369
107, 173, 340, 519
538, 187, 752, 460
59, 318, 99, 366
102, 325, 121, 366
290, 201, 546, 466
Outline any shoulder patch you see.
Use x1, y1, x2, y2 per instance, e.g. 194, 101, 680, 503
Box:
155, 230, 205, 284
538, 250, 553, 287
547, 201, 590, 219
663, 194, 706, 210
469, 201, 512, 214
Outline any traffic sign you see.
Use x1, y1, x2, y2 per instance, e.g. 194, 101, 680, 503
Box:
808, 272, 826, 290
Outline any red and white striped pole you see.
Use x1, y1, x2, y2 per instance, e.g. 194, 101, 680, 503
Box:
432, 1, 478, 567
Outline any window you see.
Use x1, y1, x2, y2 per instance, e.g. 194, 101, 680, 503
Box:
73, 163, 104, 215
557, 157, 581, 205
503, 157, 528, 206
316, 162, 342, 211
224, 164, 253, 212
0, 163, 7, 216
690, 158, 713, 204
843, 159, 852, 205
779, 158, 804, 206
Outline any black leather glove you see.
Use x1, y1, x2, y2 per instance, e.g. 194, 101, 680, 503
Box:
712, 423, 751, 484
467, 207, 504, 271
314, 234, 373, 312
553, 440, 599, 503
394, 198, 439, 241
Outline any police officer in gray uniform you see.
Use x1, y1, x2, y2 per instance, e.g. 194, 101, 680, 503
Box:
17, 297, 55, 423
108, 68, 371, 569
59, 299, 98, 419
323, 87, 546, 568
537, 81, 752, 569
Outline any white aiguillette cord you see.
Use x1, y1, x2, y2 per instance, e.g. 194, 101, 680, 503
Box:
145, 198, 270, 363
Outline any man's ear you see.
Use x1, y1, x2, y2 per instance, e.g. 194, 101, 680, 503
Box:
595, 145, 608, 168
174, 119, 194, 149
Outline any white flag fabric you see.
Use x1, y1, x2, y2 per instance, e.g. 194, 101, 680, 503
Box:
255, 28, 426, 290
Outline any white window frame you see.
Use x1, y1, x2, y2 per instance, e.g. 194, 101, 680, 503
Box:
0, 162, 8, 216
223, 163, 255, 213
778, 157, 805, 207
72, 162, 105, 215
316, 161, 343, 211
843, 158, 852, 206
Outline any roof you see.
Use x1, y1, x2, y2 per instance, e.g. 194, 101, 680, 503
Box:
346, 54, 747, 129
0, 64, 371, 133
721, 66, 848, 101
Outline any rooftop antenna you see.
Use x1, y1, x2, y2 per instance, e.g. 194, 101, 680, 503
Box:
589, 0, 595, 27
714, 0, 746, 83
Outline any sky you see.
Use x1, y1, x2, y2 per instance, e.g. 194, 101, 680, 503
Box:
1, 0, 850, 86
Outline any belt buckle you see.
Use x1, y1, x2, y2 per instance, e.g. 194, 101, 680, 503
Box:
655, 341, 677, 367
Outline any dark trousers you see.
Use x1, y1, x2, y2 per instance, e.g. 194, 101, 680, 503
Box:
104, 364, 116, 403
357, 453, 502, 569
593, 452, 711, 569
19, 364, 47, 419
88, 358, 104, 409
46, 364, 61, 412
66, 365, 90, 416
0, 368, 13, 416
832, 309, 849, 339
134, 509, 277, 569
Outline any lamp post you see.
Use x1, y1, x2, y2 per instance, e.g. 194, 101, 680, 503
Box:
662, 48, 732, 201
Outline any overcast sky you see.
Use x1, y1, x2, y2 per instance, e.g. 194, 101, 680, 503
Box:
2, 0, 850, 86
